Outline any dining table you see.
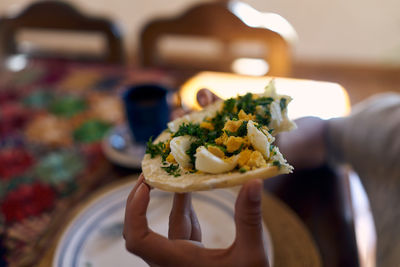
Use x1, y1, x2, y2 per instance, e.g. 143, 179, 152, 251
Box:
0, 57, 175, 266
0, 57, 365, 267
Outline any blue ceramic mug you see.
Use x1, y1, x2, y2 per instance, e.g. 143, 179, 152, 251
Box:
122, 84, 170, 144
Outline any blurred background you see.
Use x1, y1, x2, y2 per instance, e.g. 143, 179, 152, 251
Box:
1, 0, 399, 105
2, 0, 400, 65
0, 0, 398, 266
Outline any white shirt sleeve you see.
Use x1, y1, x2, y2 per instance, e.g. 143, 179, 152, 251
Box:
326, 92, 400, 266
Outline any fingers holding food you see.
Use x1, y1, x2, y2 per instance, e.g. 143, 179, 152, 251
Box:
197, 88, 220, 107
142, 80, 295, 193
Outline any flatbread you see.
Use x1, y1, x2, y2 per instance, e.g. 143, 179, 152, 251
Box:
142, 140, 286, 193
142, 104, 293, 192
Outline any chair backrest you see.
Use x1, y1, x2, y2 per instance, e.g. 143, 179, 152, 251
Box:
0, 0, 124, 64
140, 0, 296, 77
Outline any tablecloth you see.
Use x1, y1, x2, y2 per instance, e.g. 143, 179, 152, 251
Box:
0, 58, 173, 266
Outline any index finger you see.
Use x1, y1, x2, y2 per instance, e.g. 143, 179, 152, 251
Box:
124, 177, 203, 265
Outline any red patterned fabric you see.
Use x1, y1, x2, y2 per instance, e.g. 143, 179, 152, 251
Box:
1, 183, 55, 223
0, 148, 34, 180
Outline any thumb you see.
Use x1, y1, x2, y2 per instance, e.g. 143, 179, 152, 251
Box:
234, 179, 264, 247
196, 88, 219, 107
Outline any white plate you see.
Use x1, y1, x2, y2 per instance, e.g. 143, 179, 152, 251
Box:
53, 181, 273, 267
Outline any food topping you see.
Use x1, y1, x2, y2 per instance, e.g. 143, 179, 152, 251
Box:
145, 80, 295, 177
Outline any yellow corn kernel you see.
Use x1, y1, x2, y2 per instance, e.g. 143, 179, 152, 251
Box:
200, 121, 214, 131
207, 145, 225, 158
247, 151, 267, 169
226, 136, 244, 153
238, 109, 256, 121
238, 149, 252, 167
166, 153, 177, 163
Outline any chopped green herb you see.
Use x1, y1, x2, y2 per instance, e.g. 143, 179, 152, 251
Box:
272, 160, 281, 169
256, 97, 274, 107
280, 98, 287, 111
223, 98, 236, 113
161, 164, 181, 177
207, 130, 218, 142
237, 93, 255, 114
239, 167, 247, 173
269, 144, 275, 152
236, 121, 248, 136
224, 121, 248, 137
186, 139, 203, 165
173, 123, 204, 138
145, 137, 165, 158
255, 113, 270, 126
161, 147, 171, 162
211, 111, 228, 134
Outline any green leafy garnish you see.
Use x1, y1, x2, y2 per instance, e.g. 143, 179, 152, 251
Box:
256, 97, 274, 107
223, 98, 237, 113
280, 98, 287, 111
255, 113, 270, 127
237, 93, 255, 114
186, 139, 203, 165
272, 160, 281, 169
210, 112, 228, 134
224, 121, 248, 137
146, 137, 165, 158
236, 121, 248, 136
173, 123, 204, 138
161, 164, 181, 177
239, 167, 248, 173
161, 147, 171, 162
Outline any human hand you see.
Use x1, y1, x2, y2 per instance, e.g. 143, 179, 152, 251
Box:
170, 88, 221, 120
123, 174, 270, 267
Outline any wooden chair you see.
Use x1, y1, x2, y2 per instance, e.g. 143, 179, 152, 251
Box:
140, 0, 296, 77
0, 1, 124, 64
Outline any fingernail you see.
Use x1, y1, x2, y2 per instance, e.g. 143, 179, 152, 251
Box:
248, 180, 262, 202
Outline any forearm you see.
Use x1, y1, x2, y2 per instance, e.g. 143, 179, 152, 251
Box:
326, 92, 400, 182
326, 93, 400, 266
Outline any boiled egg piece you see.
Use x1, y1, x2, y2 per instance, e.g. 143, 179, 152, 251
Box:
247, 120, 275, 159
269, 101, 284, 130
170, 136, 194, 169
168, 101, 223, 132
195, 146, 238, 174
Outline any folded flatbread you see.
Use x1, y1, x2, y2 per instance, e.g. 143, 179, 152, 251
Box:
142, 81, 296, 192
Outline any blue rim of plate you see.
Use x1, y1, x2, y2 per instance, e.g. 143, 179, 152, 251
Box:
53, 181, 273, 267
54, 181, 133, 267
